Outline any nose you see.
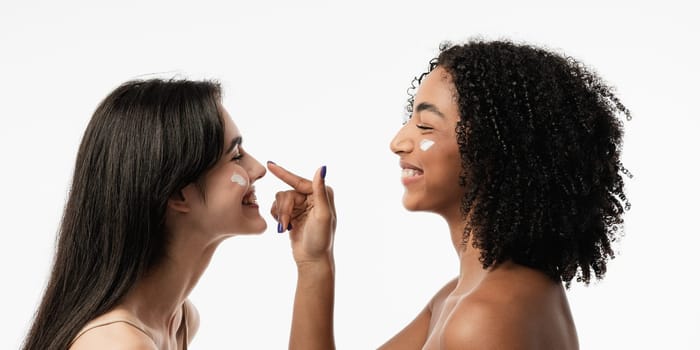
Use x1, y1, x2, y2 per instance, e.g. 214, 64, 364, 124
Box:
247, 155, 267, 182
390, 124, 413, 155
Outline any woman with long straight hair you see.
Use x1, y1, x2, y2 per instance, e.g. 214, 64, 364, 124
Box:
22, 78, 336, 349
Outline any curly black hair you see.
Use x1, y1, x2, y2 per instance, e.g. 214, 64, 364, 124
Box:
407, 39, 631, 286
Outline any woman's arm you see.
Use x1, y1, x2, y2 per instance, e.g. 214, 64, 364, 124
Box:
290, 257, 335, 350
378, 305, 432, 350
268, 163, 336, 350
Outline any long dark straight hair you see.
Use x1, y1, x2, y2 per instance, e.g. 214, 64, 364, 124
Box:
23, 79, 225, 350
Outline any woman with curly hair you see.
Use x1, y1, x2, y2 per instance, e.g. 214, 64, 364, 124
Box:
275, 39, 631, 349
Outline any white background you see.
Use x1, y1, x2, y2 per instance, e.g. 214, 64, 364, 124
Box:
1, 1, 698, 349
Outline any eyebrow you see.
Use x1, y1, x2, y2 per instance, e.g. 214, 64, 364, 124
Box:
415, 102, 445, 118
226, 136, 243, 154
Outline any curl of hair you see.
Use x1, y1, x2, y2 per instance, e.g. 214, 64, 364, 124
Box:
407, 39, 631, 286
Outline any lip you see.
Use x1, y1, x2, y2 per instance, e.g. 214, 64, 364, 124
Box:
399, 160, 424, 186
401, 174, 423, 186
242, 186, 258, 208
400, 160, 423, 171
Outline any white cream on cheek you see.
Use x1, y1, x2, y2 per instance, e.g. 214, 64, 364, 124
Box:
230, 173, 248, 187
419, 139, 435, 151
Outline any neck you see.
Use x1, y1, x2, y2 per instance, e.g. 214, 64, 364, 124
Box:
444, 210, 489, 292
119, 229, 222, 336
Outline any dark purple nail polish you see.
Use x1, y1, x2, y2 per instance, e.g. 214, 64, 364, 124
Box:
321, 165, 327, 180
267, 160, 276, 165
287, 223, 293, 231
277, 222, 283, 233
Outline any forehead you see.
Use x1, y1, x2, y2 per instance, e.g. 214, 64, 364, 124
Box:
414, 67, 459, 119
219, 105, 241, 137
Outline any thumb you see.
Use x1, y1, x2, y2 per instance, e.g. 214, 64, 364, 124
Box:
312, 165, 331, 216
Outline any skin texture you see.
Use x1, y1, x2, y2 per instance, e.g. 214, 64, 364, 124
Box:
70, 105, 268, 349
380, 67, 578, 350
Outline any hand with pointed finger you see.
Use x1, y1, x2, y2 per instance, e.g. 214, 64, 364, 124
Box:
267, 162, 336, 265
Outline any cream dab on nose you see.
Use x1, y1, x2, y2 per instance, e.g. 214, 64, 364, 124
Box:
419, 139, 435, 151
230, 173, 248, 186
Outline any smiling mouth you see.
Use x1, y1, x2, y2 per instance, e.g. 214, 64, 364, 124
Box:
399, 160, 424, 186
242, 188, 258, 206
401, 168, 424, 178
400, 160, 424, 179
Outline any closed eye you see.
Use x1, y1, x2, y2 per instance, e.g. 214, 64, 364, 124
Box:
231, 146, 244, 162
416, 124, 433, 130
227, 136, 244, 162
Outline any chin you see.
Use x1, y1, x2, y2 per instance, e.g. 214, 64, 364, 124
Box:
222, 215, 267, 236
251, 220, 267, 234
238, 219, 268, 235
402, 194, 448, 214
402, 195, 427, 212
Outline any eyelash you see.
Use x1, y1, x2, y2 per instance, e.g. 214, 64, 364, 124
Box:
231, 148, 244, 162
416, 124, 433, 130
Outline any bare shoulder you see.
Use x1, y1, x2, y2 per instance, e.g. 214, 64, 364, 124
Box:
441, 264, 577, 350
183, 298, 200, 341
69, 321, 157, 350
442, 295, 534, 350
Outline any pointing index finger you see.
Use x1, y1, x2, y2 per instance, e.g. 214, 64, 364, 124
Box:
267, 161, 313, 194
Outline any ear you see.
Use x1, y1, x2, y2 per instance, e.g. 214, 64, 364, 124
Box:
167, 185, 194, 213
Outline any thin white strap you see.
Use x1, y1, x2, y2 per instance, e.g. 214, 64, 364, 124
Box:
69, 320, 157, 347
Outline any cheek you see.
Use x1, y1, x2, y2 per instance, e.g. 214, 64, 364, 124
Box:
419, 139, 435, 151
230, 172, 248, 187
206, 165, 249, 199
428, 144, 462, 183
218, 162, 250, 187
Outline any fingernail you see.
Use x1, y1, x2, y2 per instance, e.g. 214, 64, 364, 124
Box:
287, 223, 293, 231
277, 222, 283, 233
267, 160, 276, 165
321, 165, 327, 180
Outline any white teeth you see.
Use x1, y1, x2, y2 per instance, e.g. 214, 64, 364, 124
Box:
242, 192, 257, 205
401, 168, 422, 178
